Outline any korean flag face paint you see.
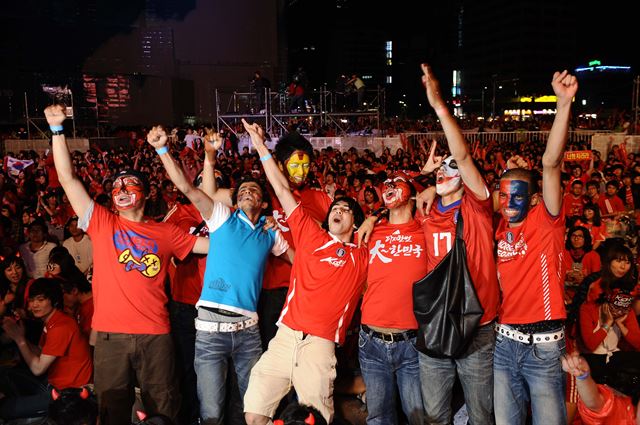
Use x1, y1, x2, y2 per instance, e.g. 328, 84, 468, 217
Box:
499, 179, 530, 223
435, 157, 461, 196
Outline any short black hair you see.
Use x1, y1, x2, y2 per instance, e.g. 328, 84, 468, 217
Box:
321, 197, 365, 234
500, 169, 539, 195
230, 176, 271, 213
27, 278, 64, 310
566, 225, 593, 251
113, 169, 150, 195
274, 132, 314, 165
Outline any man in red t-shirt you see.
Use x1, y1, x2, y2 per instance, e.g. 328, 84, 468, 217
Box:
260, 132, 332, 349
241, 120, 368, 425
0, 278, 92, 419
598, 180, 626, 220
493, 71, 578, 425
413, 64, 499, 425
562, 352, 639, 425
357, 172, 426, 425
44, 105, 209, 425
563, 180, 585, 220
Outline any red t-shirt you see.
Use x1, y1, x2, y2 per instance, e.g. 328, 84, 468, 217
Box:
563, 250, 601, 281
163, 203, 208, 305
77, 296, 94, 338
279, 205, 368, 345
40, 310, 93, 389
417, 190, 500, 324
85, 203, 197, 334
362, 219, 427, 329
563, 193, 585, 217
598, 195, 625, 216
574, 220, 608, 246
578, 384, 637, 425
495, 202, 567, 324
263, 186, 332, 291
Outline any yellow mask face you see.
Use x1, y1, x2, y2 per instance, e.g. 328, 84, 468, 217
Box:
285, 151, 310, 186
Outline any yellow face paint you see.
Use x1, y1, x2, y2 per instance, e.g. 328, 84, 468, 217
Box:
285, 151, 310, 186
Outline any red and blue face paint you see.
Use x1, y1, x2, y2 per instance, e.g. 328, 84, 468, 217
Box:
499, 179, 530, 223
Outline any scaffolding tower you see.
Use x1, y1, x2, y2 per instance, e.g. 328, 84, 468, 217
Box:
215, 85, 385, 138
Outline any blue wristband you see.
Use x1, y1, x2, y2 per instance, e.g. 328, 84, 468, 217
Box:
260, 153, 272, 162
576, 371, 590, 381
50, 125, 63, 132
155, 146, 169, 155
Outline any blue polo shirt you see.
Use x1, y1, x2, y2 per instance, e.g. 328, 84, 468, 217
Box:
197, 202, 288, 318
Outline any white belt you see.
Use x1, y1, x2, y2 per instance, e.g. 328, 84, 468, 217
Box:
195, 318, 258, 333
496, 323, 564, 345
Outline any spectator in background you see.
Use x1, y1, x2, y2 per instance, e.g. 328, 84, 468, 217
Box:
578, 243, 640, 386
46, 247, 94, 341
62, 216, 93, 275
0, 278, 93, 420
575, 203, 608, 251
563, 226, 601, 300
252, 71, 271, 114
19, 219, 56, 279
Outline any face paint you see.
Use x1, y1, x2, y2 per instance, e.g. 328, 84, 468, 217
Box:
382, 175, 412, 208
285, 151, 310, 187
499, 179, 530, 223
112, 176, 145, 210
436, 157, 461, 196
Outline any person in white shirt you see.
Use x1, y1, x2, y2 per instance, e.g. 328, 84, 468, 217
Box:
62, 216, 93, 275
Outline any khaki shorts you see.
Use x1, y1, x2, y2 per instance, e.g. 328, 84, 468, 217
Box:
243, 324, 337, 422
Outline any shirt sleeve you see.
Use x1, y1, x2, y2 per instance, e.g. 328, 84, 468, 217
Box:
202, 201, 232, 233
41, 320, 74, 358
579, 301, 607, 352
270, 229, 290, 256
286, 203, 325, 249
167, 222, 198, 261
79, 200, 97, 232
577, 385, 626, 425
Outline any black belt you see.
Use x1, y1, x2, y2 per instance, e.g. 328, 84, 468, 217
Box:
361, 325, 417, 343
201, 306, 243, 318
507, 319, 564, 334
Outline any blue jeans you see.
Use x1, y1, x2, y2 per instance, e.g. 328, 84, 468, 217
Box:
358, 328, 424, 425
195, 323, 262, 424
493, 329, 566, 425
419, 324, 495, 425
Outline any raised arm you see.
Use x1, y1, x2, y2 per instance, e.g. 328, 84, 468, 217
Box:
202, 128, 233, 206
44, 105, 93, 218
241, 119, 297, 216
421, 64, 487, 199
542, 70, 578, 215
147, 126, 214, 219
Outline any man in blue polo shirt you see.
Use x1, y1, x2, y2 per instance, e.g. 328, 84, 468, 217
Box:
148, 126, 291, 425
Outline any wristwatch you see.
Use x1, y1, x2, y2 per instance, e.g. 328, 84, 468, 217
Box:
51, 130, 64, 136
601, 323, 610, 331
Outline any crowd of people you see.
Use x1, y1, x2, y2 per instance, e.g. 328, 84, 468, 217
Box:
0, 64, 638, 425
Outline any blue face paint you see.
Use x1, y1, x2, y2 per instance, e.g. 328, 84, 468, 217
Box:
499, 179, 530, 223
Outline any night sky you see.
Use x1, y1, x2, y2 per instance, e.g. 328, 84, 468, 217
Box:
0, 0, 637, 123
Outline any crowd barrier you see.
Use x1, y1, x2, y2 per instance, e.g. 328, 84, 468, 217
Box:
3, 138, 90, 155
5, 131, 635, 159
